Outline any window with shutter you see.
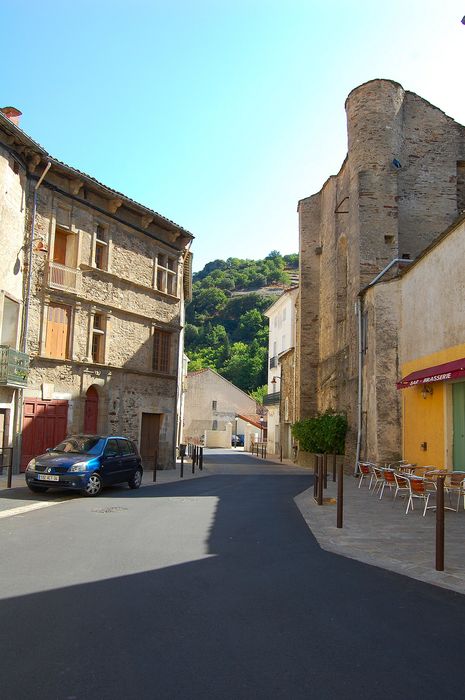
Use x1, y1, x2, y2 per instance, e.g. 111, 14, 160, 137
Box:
153, 330, 171, 373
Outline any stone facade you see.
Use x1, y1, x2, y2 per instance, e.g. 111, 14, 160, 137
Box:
297, 80, 465, 466
0, 107, 193, 470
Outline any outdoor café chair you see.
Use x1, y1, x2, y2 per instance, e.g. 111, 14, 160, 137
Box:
444, 471, 465, 512
370, 465, 386, 495
405, 476, 437, 516
378, 468, 396, 500
357, 461, 376, 489
393, 471, 410, 503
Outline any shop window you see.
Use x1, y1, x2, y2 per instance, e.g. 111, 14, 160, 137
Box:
91, 313, 106, 364
45, 304, 71, 360
153, 329, 171, 373
155, 254, 178, 296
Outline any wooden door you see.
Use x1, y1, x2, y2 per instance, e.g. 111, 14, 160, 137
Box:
45, 305, 70, 359
21, 399, 68, 471
453, 382, 465, 469
140, 413, 161, 469
84, 386, 99, 434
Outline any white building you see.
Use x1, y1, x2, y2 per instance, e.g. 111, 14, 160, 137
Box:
183, 368, 260, 448
264, 286, 298, 455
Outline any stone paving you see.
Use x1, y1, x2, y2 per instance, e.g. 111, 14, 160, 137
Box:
294, 470, 465, 595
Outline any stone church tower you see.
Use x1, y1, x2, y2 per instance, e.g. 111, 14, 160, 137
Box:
296, 79, 465, 464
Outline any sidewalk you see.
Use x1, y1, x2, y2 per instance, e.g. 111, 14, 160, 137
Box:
294, 472, 465, 595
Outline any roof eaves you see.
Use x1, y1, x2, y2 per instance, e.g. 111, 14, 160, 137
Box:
0, 111, 194, 239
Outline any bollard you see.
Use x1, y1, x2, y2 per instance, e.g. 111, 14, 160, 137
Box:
436, 475, 445, 571
313, 453, 318, 500
7, 462, 12, 489
337, 462, 343, 528
323, 453, 328, 489
192, 446, 196, 474
317, 454, 324, 505
199, 446, 203, 471
179, 443, 186, 478
332, 453, 336, 483
153, 449, 158, 482
280, 446, 283, 463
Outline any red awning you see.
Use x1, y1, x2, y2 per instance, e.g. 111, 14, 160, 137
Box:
397, 358, 465, 389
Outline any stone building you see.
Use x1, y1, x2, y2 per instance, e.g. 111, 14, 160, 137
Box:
0, 107, 193, 471
297, 79, 465, 467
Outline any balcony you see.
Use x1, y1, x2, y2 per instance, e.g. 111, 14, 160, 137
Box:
269, 355, 278, 369
0, 346, 29, 387
263, 391, 280, 406
48, 262, 80, 293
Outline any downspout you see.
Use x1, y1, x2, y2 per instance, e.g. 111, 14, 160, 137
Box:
354, 257, 413, 475
354, 297, 363, 475
22, 161, 51, 353
15, 161, 51, 473
173, 240, 193, 465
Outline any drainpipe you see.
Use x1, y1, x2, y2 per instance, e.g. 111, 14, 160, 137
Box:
354, 297, 363, 475
354, 258, 413, 476
22, 161, 51, 353
15, 162, 51, 474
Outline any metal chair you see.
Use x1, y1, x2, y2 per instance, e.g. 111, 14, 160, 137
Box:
378, 468, 396, 500
393, 471, 410, 503
357, 461, 376, 489
406, 476, 436, 516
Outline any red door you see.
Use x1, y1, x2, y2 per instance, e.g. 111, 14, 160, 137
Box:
21, 399, 68, 471
84, 386, 99, 434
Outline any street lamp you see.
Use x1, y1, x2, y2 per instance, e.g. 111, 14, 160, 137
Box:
259, 416, 265, 442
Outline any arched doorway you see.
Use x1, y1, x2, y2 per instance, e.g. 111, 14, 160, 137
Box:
84, 386, 99, 434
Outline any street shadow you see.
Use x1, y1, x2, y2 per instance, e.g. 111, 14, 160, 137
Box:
2, 457, 465, 699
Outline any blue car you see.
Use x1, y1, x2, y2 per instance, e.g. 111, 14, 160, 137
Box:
25, 435, 143, 497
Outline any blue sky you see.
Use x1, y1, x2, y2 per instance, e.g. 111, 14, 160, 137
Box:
2, 0, 464, 270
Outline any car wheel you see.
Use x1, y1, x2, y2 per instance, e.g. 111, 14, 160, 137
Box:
27, 484, 49, 493
128, 468, 142, 490
82, 473, 103, 497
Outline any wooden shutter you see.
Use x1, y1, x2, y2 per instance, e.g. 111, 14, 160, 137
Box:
153, 330, 171, 373
45, 305, 70, 359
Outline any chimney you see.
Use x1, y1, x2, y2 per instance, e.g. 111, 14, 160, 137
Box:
0, 106, 22, 126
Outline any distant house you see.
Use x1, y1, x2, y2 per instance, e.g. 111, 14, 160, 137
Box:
183, 368, 261, 448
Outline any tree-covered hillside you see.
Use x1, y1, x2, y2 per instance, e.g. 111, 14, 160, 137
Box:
185, 251, 298, 394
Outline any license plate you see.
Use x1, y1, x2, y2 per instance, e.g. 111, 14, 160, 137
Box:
37, 474, 60, 482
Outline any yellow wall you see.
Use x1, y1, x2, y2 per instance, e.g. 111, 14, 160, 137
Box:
402, 343, 465, 469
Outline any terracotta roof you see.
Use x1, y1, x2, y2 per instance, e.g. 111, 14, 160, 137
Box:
237, 414, 265, 429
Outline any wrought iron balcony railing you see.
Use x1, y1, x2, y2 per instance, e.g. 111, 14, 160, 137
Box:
263, 391, 280, 406
0, 346, 29, 387
48, 261, 80, 292
269, 355, 278, 369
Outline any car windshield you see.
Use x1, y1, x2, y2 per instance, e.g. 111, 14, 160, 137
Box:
52, 437, 104, 454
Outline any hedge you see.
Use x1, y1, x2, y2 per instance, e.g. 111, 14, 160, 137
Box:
291, 411, 347, 455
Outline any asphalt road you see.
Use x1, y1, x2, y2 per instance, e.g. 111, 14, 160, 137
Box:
1, 449, 465, 699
